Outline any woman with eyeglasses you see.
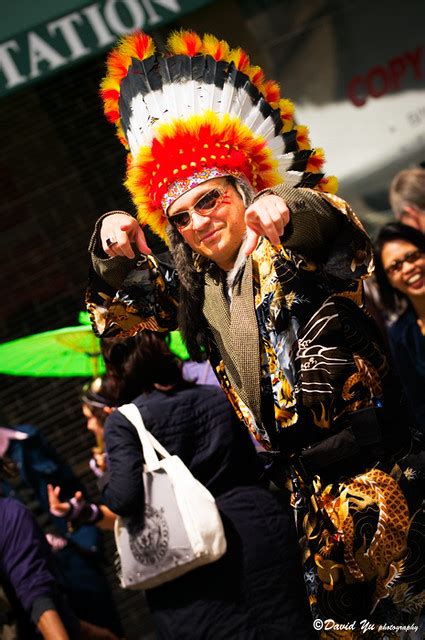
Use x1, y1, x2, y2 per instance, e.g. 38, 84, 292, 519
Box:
374, 222, 425, 432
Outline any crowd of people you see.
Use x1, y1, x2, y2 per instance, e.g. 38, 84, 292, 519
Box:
0, 450, 121, 640
373, 168, 425, 433
1, 27, 425, 640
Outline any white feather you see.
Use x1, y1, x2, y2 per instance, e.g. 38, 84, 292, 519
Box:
282, 170, 303, 187
158, 63, 180, 118
125, 59, 295, 169
128, 90, 167, 154
243, 107, 269, 134
276, 153, 295, 172
200, 80, 223, 113
127, 129, 138, 157
268, 136, 286, 155
222, 87, 284, 149
173, 81, 195, 119
254, 117, 280, 140
226, 86, 253, 119
129, 95, 149, 133
177, 79, 198, 118
219, 74, 240, 116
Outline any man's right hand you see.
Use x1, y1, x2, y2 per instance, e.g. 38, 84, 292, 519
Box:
100, 213, 151, 259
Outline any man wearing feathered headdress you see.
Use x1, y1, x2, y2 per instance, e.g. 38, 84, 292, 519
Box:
86, 30, 425, 631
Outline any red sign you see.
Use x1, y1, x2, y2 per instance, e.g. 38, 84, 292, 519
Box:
347, 45, 424, 107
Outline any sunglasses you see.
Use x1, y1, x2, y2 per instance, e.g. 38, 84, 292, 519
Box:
167, 187, 227, 230
385, 249, 423, 274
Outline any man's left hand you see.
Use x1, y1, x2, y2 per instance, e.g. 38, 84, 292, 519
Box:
244, 194, 290, 255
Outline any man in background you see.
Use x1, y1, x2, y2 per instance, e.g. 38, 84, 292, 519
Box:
389, 165, 425, 232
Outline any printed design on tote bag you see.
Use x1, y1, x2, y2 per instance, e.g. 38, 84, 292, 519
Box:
128, 505, 169, 565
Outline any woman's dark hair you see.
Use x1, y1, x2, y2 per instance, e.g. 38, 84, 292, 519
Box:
374, 222, 425, 312
80, 376, 115, 421
101, 331, 189, 404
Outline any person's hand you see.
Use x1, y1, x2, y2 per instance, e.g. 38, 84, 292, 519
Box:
48, 486, 84, 518
47, 484, 72, 518
93, 451, 107, 472
244, 194, 290, 255
89, 451, 107, 478
100, 213, 151, 259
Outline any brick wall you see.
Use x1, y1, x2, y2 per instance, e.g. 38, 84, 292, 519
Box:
0, 4, 249, 635
0, 48, 161, 640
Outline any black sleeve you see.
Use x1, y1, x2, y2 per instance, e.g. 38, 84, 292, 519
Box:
31, 594, 81, 637
102, 412, 145, 518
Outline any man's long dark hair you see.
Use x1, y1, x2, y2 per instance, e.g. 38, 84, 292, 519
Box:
374, 222, 425, 313
165, 175, 254, 361
167, 224, 208, 361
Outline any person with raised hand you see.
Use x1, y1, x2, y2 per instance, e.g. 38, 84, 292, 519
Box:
86, 30, 425, 632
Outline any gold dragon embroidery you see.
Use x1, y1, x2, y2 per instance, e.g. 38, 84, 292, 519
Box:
314, 468, 410, 611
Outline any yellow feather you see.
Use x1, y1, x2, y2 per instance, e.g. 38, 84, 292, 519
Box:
227, 47, 250, 72
100, 76, 120, 93
247, 65, 265, 88
118, 32, 155, 61
295, 124, 311, 150
278, 98, 295, 117
318, 175, 339, 194
166, 29, 202, 56
202, 33, 230, 60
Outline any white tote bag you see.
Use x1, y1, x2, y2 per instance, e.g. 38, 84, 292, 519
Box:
114, 403, 227, 590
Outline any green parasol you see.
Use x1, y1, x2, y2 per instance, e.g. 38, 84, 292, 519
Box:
0, 311, 193, 378
166, 330, 191, 361
0, 319, 105, 378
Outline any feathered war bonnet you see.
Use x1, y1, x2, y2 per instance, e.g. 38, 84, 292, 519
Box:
100, 30, 337, 244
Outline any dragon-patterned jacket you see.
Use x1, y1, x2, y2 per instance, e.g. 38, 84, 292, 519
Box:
87, 185, 392, 455
87, 185, 425, 628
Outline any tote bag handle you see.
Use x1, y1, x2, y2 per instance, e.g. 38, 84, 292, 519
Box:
118, 403, 170, 470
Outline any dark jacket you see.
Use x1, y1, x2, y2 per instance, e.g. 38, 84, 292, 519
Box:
388, 305, 425, 432
3, 424, 123, 636
0, 497, 80, 639
88, 187, 424, 625
102, 384, 316, 640
87, 186, 406, 452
